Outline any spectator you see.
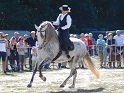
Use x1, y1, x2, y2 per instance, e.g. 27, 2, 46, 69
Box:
103, 31, 109, 68
14, 32, 19, 43
104, 31, 109, 42
79, 33, 85, 68
80, 33, 85, 42
0, 32, 8, 74
10, 37, 19, 71
4, 34, 10, 71
89, 33, 96, 44
17, 36, 26, 71
106, 33, 117, 68
23, 34, 28, 68
25, 31, 37, 71
31, 47, 37, 70
85, 34, 93, 55
89, 33, 96, 56
97, 34, 106, 68
80, 33, 87, 46
70, 34, 73, 38
113, 30, 124, 68
70, 34, 77, 38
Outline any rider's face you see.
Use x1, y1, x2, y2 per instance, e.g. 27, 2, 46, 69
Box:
61, 10, 68, 14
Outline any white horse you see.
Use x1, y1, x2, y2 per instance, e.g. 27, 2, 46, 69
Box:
27, 21, 100, 88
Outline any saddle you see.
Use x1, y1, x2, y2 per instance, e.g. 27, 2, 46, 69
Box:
59, 38, 74, 51
52, 37, 74, 61
68, 41, 74, 51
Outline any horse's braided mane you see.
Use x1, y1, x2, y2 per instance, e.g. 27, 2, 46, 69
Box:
45, 22, 58, 43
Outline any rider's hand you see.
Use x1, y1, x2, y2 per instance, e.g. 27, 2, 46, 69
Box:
57, 27, 62, 31
51, 21, 54, 24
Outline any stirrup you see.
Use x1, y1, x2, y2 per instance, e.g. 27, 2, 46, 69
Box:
67, 54, 71, 59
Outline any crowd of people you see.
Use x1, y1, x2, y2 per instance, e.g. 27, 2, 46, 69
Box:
80, 30, 124, 68
0, 31, 37, 74
0, 30, 124, 74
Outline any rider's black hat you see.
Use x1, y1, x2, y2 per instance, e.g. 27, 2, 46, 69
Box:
59, 5, 71, 12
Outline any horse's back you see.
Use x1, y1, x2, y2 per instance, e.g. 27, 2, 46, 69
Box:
70, 38, 86, 48
70, 38, 88, 55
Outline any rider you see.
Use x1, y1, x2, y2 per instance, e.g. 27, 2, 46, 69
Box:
53, 5, 72, 59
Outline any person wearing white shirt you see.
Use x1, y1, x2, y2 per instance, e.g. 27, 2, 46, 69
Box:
114, 30, 124, 46
113, 30, 124, 68
0, 32, 8, 74
53, 5, 72, 59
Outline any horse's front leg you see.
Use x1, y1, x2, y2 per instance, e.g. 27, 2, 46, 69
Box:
27, 62, 38, 87
38, 57, 51, 81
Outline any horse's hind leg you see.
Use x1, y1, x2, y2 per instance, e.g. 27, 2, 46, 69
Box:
60, 58, 77, 88
69, 68, 77, 88
69, 59, 78, 88
60, 68, 77, 88
27, 62, 38, 87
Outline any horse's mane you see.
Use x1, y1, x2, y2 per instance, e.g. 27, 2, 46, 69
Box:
45, 21, 58, 43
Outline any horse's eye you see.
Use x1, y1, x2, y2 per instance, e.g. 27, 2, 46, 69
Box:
43, 24, 47, 28
41, 25, 45, 29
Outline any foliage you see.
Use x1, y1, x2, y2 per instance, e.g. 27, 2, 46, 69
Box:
0, 0, 124, 33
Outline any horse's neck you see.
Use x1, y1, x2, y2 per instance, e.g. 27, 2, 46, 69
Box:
37, 33, 44, 46
37, 33, 59, 47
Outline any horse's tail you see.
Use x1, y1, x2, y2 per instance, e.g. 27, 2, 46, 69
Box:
82, 53, 100, 79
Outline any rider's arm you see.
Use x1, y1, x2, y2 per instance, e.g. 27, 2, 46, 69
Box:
61, 15, 72, 30
53, 14, 61, 26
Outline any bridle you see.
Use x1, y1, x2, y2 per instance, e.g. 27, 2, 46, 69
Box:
37, 22, 62, 61
38, 23, 48, 49
38, 24, 47, 32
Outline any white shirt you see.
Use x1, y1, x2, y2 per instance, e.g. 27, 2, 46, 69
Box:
53, 13, 72, 30
0, 39, 6, 52
17, 42, 25, 55
113, 35, 124, 46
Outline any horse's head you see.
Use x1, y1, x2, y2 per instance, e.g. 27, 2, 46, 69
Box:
35, 21, 47, 32
34, 21, 58, 47
35, 21, 55, 37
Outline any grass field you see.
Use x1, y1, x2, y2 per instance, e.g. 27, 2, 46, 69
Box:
0, 58, 124, 93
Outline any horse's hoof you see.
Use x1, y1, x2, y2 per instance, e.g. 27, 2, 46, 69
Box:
69, 85, 74, 88
43, 76, 46, 81
41, 76, 46, 82
60, 85, 65, 88
27, 84, 32, 88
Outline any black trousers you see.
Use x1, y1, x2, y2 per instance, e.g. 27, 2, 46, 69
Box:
58, 31, 70, 54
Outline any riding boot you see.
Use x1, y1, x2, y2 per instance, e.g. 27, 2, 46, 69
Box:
65, 50, 70, 59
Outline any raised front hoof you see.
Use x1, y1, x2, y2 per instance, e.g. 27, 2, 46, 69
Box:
40, 76, 46, 82
68, 85, 75, 88
60, 85, 65, 88
27, 84, 32, 88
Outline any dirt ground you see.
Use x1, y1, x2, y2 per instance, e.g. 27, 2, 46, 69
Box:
0, 58, 124, 93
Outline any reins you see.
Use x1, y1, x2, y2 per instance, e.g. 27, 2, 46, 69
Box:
37, 22, 62, 61
38, 29, 47, 49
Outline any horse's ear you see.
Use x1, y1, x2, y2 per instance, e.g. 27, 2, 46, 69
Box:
34, 24, 38, 30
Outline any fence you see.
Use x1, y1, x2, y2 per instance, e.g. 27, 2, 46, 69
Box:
88, 45, 124, 68
0, 45, 124, 70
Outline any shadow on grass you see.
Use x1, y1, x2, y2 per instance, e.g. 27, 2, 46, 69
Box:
51, 87, 104, 93
0, 73, 16, 76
